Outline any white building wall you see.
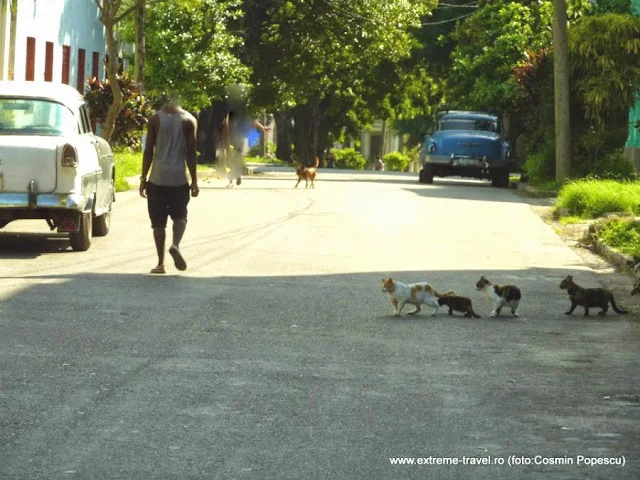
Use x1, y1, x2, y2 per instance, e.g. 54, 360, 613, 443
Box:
8, 0, 105, 90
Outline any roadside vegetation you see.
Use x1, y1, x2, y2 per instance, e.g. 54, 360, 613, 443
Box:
555, 179, 640, 219
595, 218, 640, 258
113, 148, 140, 192
554, 178, 640, 259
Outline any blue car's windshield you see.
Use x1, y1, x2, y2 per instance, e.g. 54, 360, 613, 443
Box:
439, 118, 499, 133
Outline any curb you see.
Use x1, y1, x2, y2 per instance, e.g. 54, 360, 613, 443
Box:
516, 182, 558, 198
592, 239, 634, 274
582, 216, 638, 275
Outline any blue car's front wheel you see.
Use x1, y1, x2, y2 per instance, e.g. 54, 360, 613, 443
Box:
419, 165, 434, 184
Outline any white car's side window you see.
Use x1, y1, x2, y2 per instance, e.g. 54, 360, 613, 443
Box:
79, 105, 92, 135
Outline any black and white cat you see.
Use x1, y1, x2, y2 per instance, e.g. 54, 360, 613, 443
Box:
476, 276, 522, 317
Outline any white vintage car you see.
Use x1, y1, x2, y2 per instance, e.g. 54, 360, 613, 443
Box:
0, 81, 114, 251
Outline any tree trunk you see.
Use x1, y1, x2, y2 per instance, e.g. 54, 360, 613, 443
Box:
134, 0, 145, 90
274, 111, 292, 163
292, 99, 329, 165
292, 106, 309, 165
102, 21, 123, 143
380, 119, 387, 157
316, 117, 331, 165
553, 0, 571, 181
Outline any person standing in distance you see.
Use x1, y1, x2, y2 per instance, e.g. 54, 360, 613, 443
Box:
140, 93, 199, 274
221, 84, 269, 187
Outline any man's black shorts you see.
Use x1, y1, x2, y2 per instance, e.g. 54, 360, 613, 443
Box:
147, 182, 190, 228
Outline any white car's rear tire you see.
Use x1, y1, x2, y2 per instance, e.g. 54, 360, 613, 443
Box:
69, 211, 93, 251
93, 203, 111, 237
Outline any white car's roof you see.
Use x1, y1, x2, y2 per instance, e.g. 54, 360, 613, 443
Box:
0, 81, 85, 110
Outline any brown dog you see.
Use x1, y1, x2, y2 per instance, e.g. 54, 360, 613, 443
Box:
295, 156, 319, 189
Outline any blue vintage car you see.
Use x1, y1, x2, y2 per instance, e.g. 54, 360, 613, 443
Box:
419, 111, 513, 188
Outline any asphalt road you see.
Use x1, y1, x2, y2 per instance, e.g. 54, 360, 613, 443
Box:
1, 171, 639, 480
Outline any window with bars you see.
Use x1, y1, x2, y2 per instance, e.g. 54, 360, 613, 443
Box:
77, 48, 86, 93
61, 45, 70, 84
44, 42, 54, 82
25, 37, 36, 81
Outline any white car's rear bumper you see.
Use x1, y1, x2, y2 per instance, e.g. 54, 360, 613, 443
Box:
0, 193, 86, 211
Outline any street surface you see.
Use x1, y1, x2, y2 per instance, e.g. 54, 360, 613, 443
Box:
1, 171, 639, 479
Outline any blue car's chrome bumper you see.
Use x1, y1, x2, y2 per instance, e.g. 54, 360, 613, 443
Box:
0, 192, 86, 211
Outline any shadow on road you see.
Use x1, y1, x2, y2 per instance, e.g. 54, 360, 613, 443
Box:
402, 182, 523, 203
213, 174, 525, 203
1, 269, 638, 479
0, 232, 71, 259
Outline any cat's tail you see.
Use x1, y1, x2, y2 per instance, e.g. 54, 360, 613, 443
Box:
435, 290, 456, 298
313, 156, 320, 168
469, 307, 481, 319
610, 294, 628, 314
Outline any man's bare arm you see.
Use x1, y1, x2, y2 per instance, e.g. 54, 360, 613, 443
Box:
254, 120, 270, 131
142, 114, 159, 179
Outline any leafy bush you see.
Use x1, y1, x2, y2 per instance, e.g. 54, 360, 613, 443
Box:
85, 76, 152, 147
555, 179, 640, 218
383, 152, 411, 171
331, 148, 366, 170
572, 133, 636, 179
596, 218, 640, 257
568, 14, 640, 132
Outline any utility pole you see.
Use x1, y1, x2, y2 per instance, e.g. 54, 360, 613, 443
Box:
553, 0, 571, 181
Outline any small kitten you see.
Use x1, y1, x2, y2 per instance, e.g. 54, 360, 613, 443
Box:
560, 275, 628, 316
631, 279, 640, 296
476, 276, 521, 317
437, 295, 481, 318
381, 278, 454, 317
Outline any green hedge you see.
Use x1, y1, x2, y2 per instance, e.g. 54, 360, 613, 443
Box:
331, 148, 367, 170
383, 152, 411, 171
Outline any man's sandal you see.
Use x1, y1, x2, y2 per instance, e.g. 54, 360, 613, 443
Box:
169, 246, 187, 271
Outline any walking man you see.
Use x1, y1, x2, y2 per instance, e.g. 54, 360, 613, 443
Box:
140, 93, 199, 274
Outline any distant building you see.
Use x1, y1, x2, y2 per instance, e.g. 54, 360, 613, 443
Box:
0, 0, 107, 92
626, 0, 640, 168
359, 120, 406, 160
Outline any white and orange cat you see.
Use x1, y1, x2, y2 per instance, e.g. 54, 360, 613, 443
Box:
381, 278, 455, 317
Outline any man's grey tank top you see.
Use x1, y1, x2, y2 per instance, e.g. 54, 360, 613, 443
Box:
149, 110, 190, 187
